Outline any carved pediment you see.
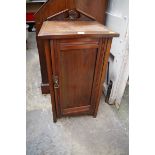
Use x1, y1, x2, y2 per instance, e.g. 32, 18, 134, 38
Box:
34, 0, 108, 24
47, 9, 96, 21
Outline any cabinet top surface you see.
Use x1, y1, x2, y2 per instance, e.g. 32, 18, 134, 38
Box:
38, 21, 119, 39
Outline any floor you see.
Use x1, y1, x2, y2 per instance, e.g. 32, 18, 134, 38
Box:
26, 32, 129, 155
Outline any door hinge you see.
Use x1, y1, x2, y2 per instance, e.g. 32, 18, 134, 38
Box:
53, 76, 59, 89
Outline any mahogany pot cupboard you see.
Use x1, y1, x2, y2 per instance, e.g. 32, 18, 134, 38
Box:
34, 0, 108, 94
38, 21, 119, 122
36, 0, 119, 122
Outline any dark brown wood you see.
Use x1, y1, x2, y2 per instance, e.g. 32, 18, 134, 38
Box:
60, 44, 97, 114
34, 0, 108, 94
94, 38, 113, 117
35, 0, 67, 94
38, 21, 119, 121
63, 105, 91, 116
75, 0, 108, 24
89, 38, 107, 114
47, 9, 95, 21
41, 83, 50, 94
38, 21, 119, 39
26, 2, 45, 14
44, 40, 57, 122
50, 40, 62, 118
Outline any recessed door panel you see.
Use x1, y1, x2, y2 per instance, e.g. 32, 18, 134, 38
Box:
51, 39, 102, 116
60, 49, 97, 110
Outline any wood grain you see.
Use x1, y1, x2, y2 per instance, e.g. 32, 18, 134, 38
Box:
34, 0, 108, 94
44, 40, 57, 122
38, 19, 119, 121
35, 0, 119, 121
38, 21, 119, 39
75, 0, 108, 24
93, 38, 113, 117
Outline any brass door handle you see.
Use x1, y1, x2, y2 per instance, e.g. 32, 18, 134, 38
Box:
53, 76, 59, 89
54, 79, 59, 89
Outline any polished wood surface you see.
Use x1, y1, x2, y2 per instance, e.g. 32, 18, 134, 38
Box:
94, 38, 113, 117
35, 0, 67, 94
34, 0, 107, 24
38, 20, 119, 122
44, 40, 57, 122
54, 40, 99, 117
34, 0, 108, 94
47, 9, 96, 21
75, 0, 108, 23
60, 49, 97, 109
39, 21, 119, 39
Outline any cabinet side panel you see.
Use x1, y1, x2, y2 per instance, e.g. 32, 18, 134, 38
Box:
44, 40, 57, 122
94, 38, 112, 117
60, 49, 97, 109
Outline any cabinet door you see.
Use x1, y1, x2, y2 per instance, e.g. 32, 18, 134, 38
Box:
51, 38, 106, 117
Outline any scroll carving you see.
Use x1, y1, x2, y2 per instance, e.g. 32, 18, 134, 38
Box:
47, 9, 94, 21
65, 10, 80, 20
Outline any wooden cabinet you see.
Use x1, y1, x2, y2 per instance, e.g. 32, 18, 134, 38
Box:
34, 0, 108, 94
38, 21, 119, 122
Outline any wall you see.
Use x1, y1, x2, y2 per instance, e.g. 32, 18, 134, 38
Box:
104, 0, 129, 107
